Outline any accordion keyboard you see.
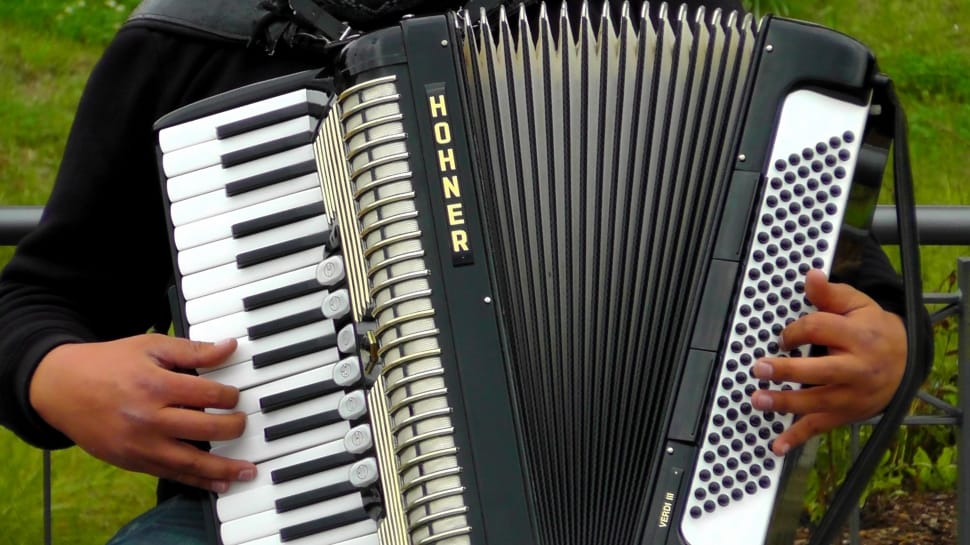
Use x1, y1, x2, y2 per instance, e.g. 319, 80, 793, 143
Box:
155, 72, 385, 545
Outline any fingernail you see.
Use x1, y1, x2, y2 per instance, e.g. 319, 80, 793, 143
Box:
752, 392, 773, 410
211, 481, 229, 493
215, 338, 235, 348
238, 468, 256, 482
753, 361, 773, 379
775, 441, 791, 456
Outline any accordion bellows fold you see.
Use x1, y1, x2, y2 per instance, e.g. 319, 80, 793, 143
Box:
461, 3, 755, 544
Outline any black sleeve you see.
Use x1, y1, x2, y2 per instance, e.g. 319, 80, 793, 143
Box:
0, 25, 323, 449
0, 28, 169, 449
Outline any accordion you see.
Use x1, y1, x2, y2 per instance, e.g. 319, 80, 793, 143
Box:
154, 3, 924, 545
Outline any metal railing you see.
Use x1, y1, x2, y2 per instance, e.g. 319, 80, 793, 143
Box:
1, 204, 967, 544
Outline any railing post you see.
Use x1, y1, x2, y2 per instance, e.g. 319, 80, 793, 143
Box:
849, 423, 861, 545
44, 449, 51, 545
958, 257, 969, 545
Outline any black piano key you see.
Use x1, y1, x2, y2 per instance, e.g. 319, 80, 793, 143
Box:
252, 333, 337, 369
248, 308, 325, 341
237, 232, 331, 269
225, 159, 318, 197
260, 380, 342, 414
265, 409, 342, 442
244, 279, 327, 312
275, 481, 359, 513
271, 451, 359, 485
231, 201, 326, 238
221, 131, 316, 168
279, 505, 369, 542
216, 102, 329, 139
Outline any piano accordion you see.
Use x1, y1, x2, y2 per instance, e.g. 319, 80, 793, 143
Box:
153, 2, 919, 545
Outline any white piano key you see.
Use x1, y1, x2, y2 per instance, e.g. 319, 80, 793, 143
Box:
174, 188, 323, 251
336, 391, 368, 421
316, 256, 346, 287
220, 492, 370, 545
211, 417, 351, 464
203, 346, 341, 392
322, 290, 352, 320
209, 321, 336, 369
166, 145, 317, 202
159, 89, 329, 152
235, 521, 379, 545
212, 361, 346, 416
185, 265, 320, 324
181, 246, 327, 300
177, 215, 330, 276
189, 291, 329, 342
218, 459, 369, 521
222, 390, 343, 439
163, 116, 320, 178
224, 427, 373, 497
170, 172, 320, 227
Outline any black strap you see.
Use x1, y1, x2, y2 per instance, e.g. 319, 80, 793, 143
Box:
125, 0, 263, 42
807, 75, 929, 545
124, 0, 347, 46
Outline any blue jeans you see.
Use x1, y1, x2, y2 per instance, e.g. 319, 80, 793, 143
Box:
106, 494, 210, 545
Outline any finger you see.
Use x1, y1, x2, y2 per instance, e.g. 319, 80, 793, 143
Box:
750, 384, 852, 416
803, 269, 875, 315
137, 459, 234, 494
779, 311, 855, 351
753, 354, 864, 387
150, 440, 257, 487
770, 412, 849, 456
145, 335, 237, 370
154, 407, 247, 442
160, 372, 240, 410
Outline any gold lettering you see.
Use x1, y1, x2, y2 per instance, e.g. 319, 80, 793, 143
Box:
451, 230, 469, 253
659, 501, 672, 528
442, 175, 461, 199
446, 203, 465, 226
429, 94, 448, 118
438, 148, 456, 172
433, 121, 451, 144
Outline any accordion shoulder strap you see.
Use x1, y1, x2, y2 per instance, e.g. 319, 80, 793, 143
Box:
124, 0, 261, 42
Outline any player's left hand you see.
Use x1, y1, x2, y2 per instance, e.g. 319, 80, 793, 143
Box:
750, 269, 907, 456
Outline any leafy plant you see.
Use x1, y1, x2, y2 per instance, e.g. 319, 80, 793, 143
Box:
910, 446, 958, 491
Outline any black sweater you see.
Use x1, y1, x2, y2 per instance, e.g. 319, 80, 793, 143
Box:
0, 0, 918, 499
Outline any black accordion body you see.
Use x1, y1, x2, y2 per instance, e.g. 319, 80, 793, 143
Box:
154, 3, 920, 545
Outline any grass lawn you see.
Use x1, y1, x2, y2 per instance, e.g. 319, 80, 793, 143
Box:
0, 1, 966, 544
0, 7, 157, 544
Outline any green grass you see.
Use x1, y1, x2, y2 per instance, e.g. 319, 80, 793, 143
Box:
0, 21, 101, 266
0, 0, 968, 543
0, 428, 156, 545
